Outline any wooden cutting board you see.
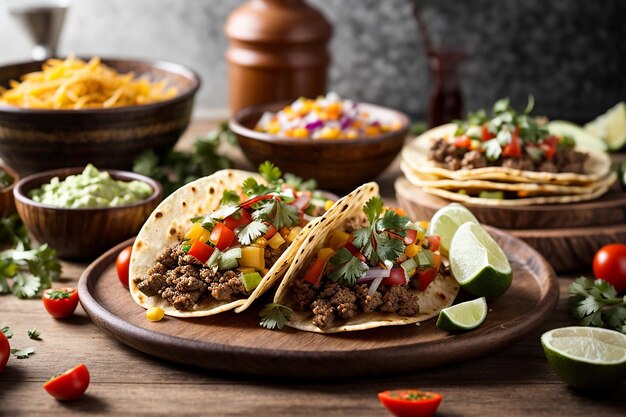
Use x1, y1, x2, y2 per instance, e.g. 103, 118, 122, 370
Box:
395, 177, 626, 272
78, 231, 558, 378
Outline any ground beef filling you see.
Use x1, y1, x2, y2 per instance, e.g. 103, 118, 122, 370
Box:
428, 138, 588, 173
134, 243, 286, 311
292, 279, 422, 330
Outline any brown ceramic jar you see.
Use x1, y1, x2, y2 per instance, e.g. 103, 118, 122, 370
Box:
225, 0, 332, 114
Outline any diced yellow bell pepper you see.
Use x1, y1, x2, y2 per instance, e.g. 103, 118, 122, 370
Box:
268, 233, 286, 250
254, 237, 267, 247
365, 126, 381, 137
327, 102, 341, 120
237, 267, 256, 274
184, 223, 211, 242
318, 247, 335, 261
292, 127, 309, 138
319, 127, 340, 139
286, 226, 302, 243
405, 244, 421, 258
324, 199, 335, 211
328, 229, 351, 249
279, 227, 290, 238
240, 246, 265, 270
419, 221, 429, 230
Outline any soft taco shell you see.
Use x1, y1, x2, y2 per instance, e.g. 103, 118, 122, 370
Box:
129, 169, 316, 317
402, 161, 617, 196
402, 123, 611, 185
274, 182, 460, 333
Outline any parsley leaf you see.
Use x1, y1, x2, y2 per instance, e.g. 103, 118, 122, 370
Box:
1, 326, 12, 339
28, 328, 41, 340
377, 210, 410, 234
259, 303, 292, 330
363, 197, 384, 225
373, 232, 405, 264
252, 199, 299, 230
221, 190, 240, 206
353, 227, 375, 263
259, 161, 282, 183
10, 347, 34, 359
237, 221, 269, 245
568, 277, 626, 334
328, 247, 368, 286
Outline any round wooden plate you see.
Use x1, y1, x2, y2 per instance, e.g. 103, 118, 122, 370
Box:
396, 177, 626, 272
79, 233, 558, 378
395, 177, 626, 229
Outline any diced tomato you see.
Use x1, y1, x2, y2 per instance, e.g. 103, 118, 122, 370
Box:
240, 194, 275, 209
223, 209, 252, 230
404, 229, 418, 245
382, 268, 408, 286
425, 235, 440, 252
540, 135, 559, 160
303, 257, 327, 287
292, 193, 311, 212
482, 125, 495, 141
263, 224, 277, 240
209, 223, 236, 250
418, 253, 441, 291
502, 126, 521, 158
378, 389, 442, 417
394, 207, 407, 216
344, 242, 367, 263
187, 240, 215, 264
454, 135, 471, 148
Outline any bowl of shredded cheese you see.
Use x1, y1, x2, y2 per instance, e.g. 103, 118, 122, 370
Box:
0, 56, 200, 175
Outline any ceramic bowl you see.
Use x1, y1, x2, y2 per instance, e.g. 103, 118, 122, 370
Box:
230, 101, 409, 191
0, 57, 200, 176
0, 163, 19, 218
13, 167, 162, 260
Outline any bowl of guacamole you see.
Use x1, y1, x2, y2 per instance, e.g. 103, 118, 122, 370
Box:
13, 165, 162, 259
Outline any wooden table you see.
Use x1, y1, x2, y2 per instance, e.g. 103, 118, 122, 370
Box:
1, 120, 625, 416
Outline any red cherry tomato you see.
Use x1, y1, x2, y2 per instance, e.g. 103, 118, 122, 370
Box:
116, 246, 132, 288
0, 330, 9, 374
378, 389, 442, 417
43, 364, 90, 401
593, 244, 626, 294
42, 288, 79, 319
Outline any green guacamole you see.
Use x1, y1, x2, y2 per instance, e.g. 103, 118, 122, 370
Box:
29, 164, 153, 208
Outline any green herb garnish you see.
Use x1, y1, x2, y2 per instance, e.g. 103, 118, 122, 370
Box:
252, 198, 299, 230
283, 173, 317, 192
568, 277, 626, 334
237, 221, 269, 245
328, 247, 368, 286
0, 242, 61, 299
1, 326, 12, 339
28, 328, 41, 340
221, 190, 241, 206
259, 303, 292, 330
10, 347, 34, 359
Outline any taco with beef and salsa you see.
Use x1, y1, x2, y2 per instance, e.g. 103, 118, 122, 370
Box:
129, 163, 334, 317
273, 182, 459, 333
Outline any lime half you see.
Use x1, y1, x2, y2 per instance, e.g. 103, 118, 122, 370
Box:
427, 203, 480, 256
436, 297, 487, 331
449, 222, 512, 300
547, 120, 608, 152
541, 327, 626, 389
584, 102, 626, 151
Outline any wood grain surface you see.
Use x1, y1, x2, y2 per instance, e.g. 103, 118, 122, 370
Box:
1, 120, 625, 416
396, 177, 626, 272
78, 227, 558, 377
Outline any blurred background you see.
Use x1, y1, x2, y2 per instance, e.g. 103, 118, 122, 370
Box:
1, 0, 624, 122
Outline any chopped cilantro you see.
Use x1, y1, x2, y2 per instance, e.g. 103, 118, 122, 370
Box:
252, 198, 299, 230
363, 196, 384, 225
237, 221, 269, 245
0, 243, 61, 299
1, 326, 12, 339
568, 277, 626, 334
283, 173, 317, 192
28, 328, 41, 340
221, 190, 240, 206
259, 303, 292, 330
328, 247, 368, 286
259, 161, 282, 183
242, 177, 269, 197
181, 243, 192, 254
10, 347, 34, 359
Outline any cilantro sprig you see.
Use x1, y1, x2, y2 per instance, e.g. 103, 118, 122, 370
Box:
568, 277, 626, 334
259, 303, 292, 330
328, 247, 368, 286
352, 197, 410, 265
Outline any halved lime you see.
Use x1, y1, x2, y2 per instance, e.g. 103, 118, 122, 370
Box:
584, 102, 626, 151
449, 222, 512, 300
427, 203, 480, 256
547, 120, 608, 152
436, 297, 487, 331
541, 327, 626, 389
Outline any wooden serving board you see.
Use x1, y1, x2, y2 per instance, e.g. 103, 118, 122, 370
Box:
79, 233, 558, 378
395, 177, 626, 272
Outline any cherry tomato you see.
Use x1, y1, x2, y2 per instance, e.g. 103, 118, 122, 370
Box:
378, 389, 442, 417
43, 364, 90, 401
43, 288, 79, 319
0, 330, 9, 374
593, 244, 626, 294
116, 246, 132, 288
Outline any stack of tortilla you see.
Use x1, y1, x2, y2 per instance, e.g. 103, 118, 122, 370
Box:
400, 124, 616, 206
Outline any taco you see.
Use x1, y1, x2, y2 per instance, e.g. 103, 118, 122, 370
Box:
129, 164, 335, 317
273, 183, 459, 333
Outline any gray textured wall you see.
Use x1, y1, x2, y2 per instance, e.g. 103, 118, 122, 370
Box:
1, 0, 624, 122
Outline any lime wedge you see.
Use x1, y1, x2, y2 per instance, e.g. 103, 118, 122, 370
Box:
547, 120, 608, 152
427, 203, 480, 256
449, 222, 512, 300
584, 102, 626, 151
436, 297, 487, 331
541, 327, 626, 389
